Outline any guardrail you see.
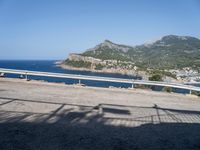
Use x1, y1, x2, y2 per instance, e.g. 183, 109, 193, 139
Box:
0, 68, 200, 93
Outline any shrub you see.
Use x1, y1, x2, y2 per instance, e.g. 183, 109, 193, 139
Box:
191, 90, 200, 96
162, 87, 172, 93
149, 74, 163, 81
95, 64, 104, 70
134, 84, 150, 89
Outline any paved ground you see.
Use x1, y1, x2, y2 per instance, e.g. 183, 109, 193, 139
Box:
0, 78, 200, 150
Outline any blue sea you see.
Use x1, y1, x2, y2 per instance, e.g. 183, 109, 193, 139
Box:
0, 60, 197, 94
0, 60, 139, 88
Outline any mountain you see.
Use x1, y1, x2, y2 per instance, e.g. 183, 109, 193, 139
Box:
82, 40, 133, 61
61, 35, 200, 78
129, 35, 200, 69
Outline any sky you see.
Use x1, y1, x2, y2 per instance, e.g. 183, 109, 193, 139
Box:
0, 0, 200, 60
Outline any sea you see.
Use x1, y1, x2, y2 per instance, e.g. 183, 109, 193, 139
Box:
0, 60, 198, 94
0, 60, 138, 88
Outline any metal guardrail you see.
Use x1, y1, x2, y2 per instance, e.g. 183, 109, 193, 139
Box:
0, 68, 200, 93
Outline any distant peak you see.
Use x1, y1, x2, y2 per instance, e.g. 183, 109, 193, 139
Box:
103, 39, 114, 44
100, 40, 117, 47
161, 35, 195, 40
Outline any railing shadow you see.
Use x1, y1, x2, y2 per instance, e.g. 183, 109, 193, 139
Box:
0, 96, 200, 150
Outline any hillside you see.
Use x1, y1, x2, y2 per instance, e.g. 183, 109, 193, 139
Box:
128, 35, 200, 69
61, 35, 200, 80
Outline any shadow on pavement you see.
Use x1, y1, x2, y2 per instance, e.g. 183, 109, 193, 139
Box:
0, 97, 200, 150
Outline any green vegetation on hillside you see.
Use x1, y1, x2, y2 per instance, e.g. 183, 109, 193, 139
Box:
81, 35, 200, 70
82, 48, 131, 61
64, 59, 92, 68
64, 35, 200, 79
148, 70, 176, 79
95, 64, 104, 70
149, 74, 163, 81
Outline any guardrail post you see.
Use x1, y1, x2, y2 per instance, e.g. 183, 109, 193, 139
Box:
0, 72, 5, 77
25, 72, 28, 81
78, 79, 81, 84
131, 80, 134, 89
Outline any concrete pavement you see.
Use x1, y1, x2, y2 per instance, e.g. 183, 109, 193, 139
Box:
0, 78, 200, 150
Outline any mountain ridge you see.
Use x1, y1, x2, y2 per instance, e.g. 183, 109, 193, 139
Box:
60, 35, 200, 80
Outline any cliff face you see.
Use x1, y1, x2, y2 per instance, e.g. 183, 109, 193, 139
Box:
67, 53, 137, 70
61, 53, 140, 77
68, 54, 106, 66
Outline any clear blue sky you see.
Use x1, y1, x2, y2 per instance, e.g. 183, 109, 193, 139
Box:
0, 0, 200, 60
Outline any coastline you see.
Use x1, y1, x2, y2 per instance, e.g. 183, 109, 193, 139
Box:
58, 63, 148, 79
57, 63, 182, 83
